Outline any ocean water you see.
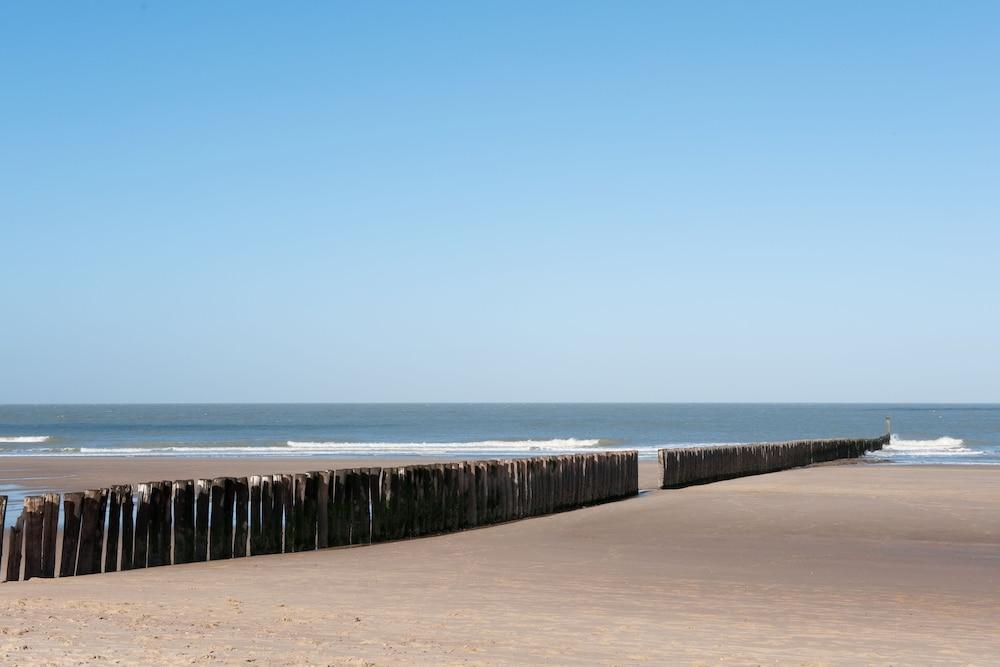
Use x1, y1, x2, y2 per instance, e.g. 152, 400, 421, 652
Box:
0, 403, 997, 465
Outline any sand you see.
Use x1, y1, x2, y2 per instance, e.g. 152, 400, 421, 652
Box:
1, 460, 998, 664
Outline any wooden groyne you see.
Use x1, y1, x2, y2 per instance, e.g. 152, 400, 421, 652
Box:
657, 435, 889, 489
0, 451, 638, 582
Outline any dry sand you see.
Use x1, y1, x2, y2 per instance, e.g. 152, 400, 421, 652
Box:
1, 460, 998, 664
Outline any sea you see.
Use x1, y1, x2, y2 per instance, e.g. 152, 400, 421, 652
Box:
0, 403, 996, 464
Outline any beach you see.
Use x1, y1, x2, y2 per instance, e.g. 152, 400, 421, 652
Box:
1, 460, 997, 664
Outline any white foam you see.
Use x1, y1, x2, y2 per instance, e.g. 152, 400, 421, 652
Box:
285, 438, 604, 455
69, 438, 650, 458
0, 436, 50, 443
877, 434, 981, 457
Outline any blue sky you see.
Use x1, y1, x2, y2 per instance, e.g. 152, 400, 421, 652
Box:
1, 2, 998, 403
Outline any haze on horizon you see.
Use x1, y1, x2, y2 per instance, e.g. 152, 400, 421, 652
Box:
2, 3, 998, 404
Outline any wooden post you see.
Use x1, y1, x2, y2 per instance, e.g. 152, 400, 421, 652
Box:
397, 467, 412, 539
345, 469, 363, 544
40, 493, 59, 578
291, 473, 308, 552
303, 472, 320, 550
260, 475, 275, 554
5, 514, 24, 582
194, 479, 210, 562
59, 492, 83, 577
119, 485, 135, 571
315, 471, 330, 548
366, 467, 381, 543
23, 496, 45, 580
147, 483, 164, 567
461, 462, 476, 529
373, 468, 391, 542
357, 467, 374, 543
234, 477, 249, 558
158, 482, 171, 565
221, 477, 235, 559
209, 478, 227, 560
133, 483, 151, 569
173, 480, 195, 564
147, 483, 162, 567
270, 474, 287, 553
77, 489, 106, 575
99, 488, 110, 569
280, 474, 294, 553
249, 475, 263, 556
0, 495, 5, 575
339, 469, 357, 544
379, 468, 395, 541
105, 487, 123, 573
409, 466, 423, 537
328, 470, 343, 546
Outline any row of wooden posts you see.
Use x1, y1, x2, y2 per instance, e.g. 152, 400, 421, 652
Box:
0, 451, 639, 582
657, 435, 889, 489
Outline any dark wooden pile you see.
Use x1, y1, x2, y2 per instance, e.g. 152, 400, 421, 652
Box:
1, 451, 638, 582
657, 435, 889, 489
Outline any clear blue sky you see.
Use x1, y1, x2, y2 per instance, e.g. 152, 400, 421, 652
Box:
2, 2, 998, 403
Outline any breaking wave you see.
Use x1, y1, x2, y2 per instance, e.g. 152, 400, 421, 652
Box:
878, 434, 981, 457
0, 435, 50, 443
283, 438, 611, 456
63, 438, 638, 458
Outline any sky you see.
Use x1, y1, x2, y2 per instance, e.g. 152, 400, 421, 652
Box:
1, 2, 998, 403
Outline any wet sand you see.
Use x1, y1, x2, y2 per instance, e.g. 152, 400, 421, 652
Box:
1, 461, 998, 664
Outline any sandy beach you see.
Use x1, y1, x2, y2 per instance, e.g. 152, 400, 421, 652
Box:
0, 460, 997, 664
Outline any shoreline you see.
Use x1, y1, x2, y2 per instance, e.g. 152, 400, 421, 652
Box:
0, 453, 914, 500
0, 455, 665, 497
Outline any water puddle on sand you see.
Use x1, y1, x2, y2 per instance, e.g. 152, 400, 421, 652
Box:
1, 474, 78, 529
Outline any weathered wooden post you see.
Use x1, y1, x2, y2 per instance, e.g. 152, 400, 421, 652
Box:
0, 495, 5, 574
373, 468, 394, 543
357, 468, 377, 544
352, 468, 382, 544
260, 475, 274, 554
279, 474, 294, 553
221, 477, 235, 559
58, 492, 83, 577
147, 483, 165, 567
398, 466, 412, 539
158, 482, 171, 565
133, 483, 151, 569
249, 475, 263, 556
410, 466, 426, 536
77, 489, 107, 575
267, 474, 282, 553
209, 477, 227, 560
41, 492, 59, 578
5, 514, 24, 582
105, 487, 123, 573
438, 464, 452, 532
119, 485, 135, 571
400, 466, 416, 538
315, 471, 330, 548
194, 479, 210, 562
234, 477, 249, 558
146, 483, 162, 567
301, 472, 318, 550
173, 480, 195, 564
289, 474, 306, 553
330, 469, 347, 546
22, 496, 45, 580
306, 471, 320, 550
463, 462, 477, 528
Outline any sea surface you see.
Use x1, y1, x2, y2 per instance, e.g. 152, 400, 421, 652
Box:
0, 403, 996, 465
